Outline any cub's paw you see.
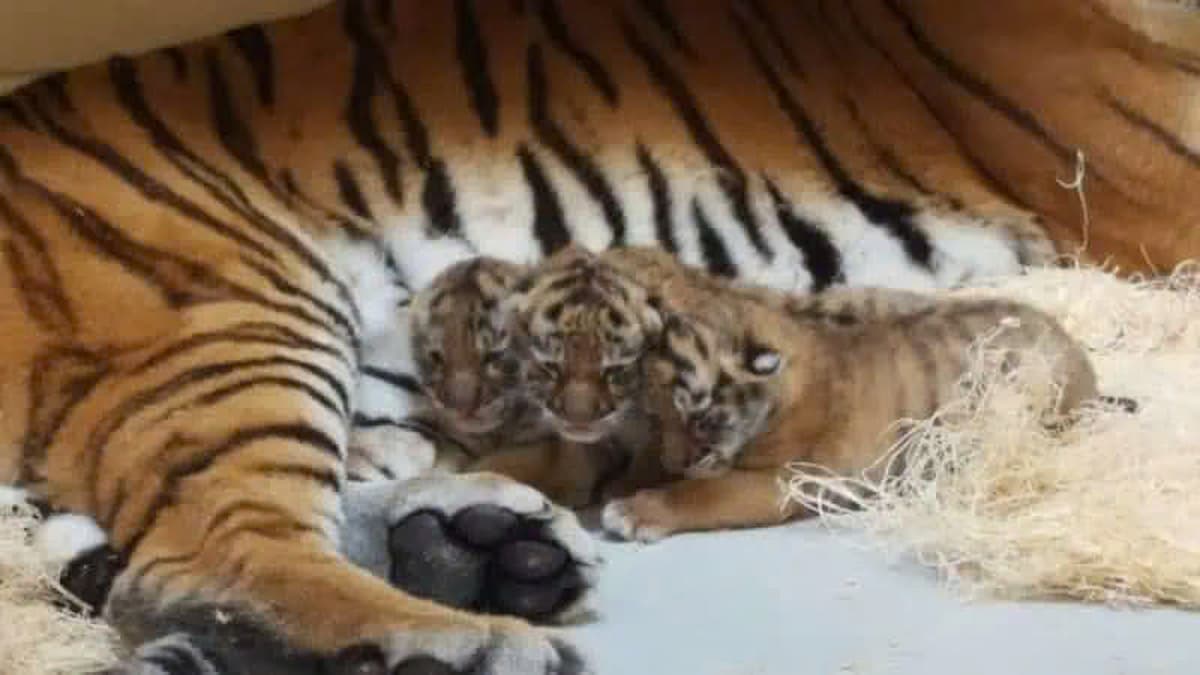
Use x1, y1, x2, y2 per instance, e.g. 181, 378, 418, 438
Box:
347, 422, 439, 482
601, 490, 679, 543
342, 474, 600, 625
327, 620, 588, 675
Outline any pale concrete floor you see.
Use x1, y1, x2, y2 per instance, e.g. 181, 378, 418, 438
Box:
567, 522, 1198, 675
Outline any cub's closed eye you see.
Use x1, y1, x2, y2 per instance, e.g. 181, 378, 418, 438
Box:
486, 351, 519, 376
427, 350, 445, 367
605, 365, 637, 388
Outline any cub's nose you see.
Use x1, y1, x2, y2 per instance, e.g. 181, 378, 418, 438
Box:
558, 381, 601, 425
442, 371, 480, 414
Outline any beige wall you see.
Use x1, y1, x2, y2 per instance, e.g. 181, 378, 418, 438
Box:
0, 0, 331, 94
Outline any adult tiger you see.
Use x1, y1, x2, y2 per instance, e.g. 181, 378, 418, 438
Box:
1, 0, 1198, 673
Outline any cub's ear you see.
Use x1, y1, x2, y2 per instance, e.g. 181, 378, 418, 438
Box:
743, 340, 784, 377
641, 294, 665, 340
498, 273, 535, 320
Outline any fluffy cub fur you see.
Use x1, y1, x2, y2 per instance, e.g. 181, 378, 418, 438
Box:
408, 258, 553, 466
605, 278, 1100, 542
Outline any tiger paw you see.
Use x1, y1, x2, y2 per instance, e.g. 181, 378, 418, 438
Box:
601, 490, 680, 543
341, 473, 600, 625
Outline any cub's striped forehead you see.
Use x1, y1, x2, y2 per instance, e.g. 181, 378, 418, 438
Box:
521, 258, 646, 330
414, 257, 525, 321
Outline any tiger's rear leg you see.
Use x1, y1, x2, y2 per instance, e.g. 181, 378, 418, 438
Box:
40, 474, 601, 628
27, 303, 589, 674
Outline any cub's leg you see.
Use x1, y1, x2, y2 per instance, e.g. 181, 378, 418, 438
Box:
602, 469, 800, 542
469, 441, 615, 509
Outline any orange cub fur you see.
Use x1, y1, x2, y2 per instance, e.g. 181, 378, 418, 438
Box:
601, 251, 1099, 542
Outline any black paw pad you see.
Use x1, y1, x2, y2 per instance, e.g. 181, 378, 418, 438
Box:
497, 541, 567, 582
58, 544, 126, 616
451, 504, 518, 548
388, 507, 586, 623
388, 512, 486, 610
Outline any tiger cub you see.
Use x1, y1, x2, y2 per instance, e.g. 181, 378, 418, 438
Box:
407, 257, 553, 465
604, 286, 1100, 542
461, 246, 669, 507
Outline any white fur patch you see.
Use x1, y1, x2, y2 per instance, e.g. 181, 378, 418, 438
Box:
383, 225, 478, 292
0, 485, 31, 511
34, 513, 108, 567
321, 236, 406, 341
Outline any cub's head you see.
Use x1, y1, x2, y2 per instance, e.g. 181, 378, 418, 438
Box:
410, 257, 526, 435
506, 246, 663, 443
648, 311, 785, 477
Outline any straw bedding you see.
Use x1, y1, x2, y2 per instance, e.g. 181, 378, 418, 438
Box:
789, 263, 1200, 608
2, 264, 1198, 674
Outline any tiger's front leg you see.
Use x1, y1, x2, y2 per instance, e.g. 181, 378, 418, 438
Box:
33, 303, 589, 674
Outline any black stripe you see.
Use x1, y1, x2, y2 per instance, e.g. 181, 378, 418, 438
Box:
455, 0, 501, 135
225, 25, 276, 106
841, 4, 1039, 214
622, 18, 771, 258
41, 73, 74, 113
0, 193, 77, 333
763, 177, 843, 291
343, 0, 462, 236
880, 0, 1100, 181
361, 366, 423, 395
14, 153, 350, 338
841, 95, 942, 199
636, 144, 678, 254
133, 498, 321, 585
691, 199, 736, 277
344, 2, 405, 204
251, 464, 340, 491
31, 178, 223, 307
88, 355, 349, 518
731, 10, 933, 269
1104, 94, 1200, 170
20, 347, 110, 483
634, 0, 696, 59
120, 424, 340, 554
518, 145, 572, 255
422, 159, 460, 236
107, 58, 352, 304
131, 321, 347, 376
536, 0, 619, 105
28, 89, 278, 264
527, 43, 627, 246
162, 48, 190, 82
743, 0, 802, 76
206, 49, 270, 180
181, 375, 344, 421
280, 167, 379, 243
0, 99, 33, 129
241, 256, 359, 343
334, 160, 372, 219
